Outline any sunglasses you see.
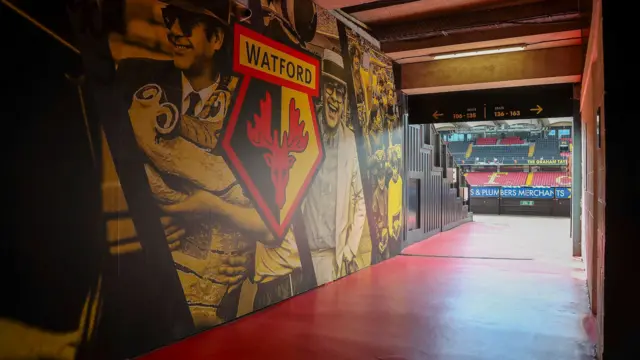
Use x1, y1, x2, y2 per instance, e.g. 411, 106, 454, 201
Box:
162, 6, 208, 37
324, 82, 346, 101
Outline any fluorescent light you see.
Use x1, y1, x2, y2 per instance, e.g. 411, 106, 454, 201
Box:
432, 45, 527, 60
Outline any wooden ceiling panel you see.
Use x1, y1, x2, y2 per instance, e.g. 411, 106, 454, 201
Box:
350, 0, 538, 24
313, 0, 378, 10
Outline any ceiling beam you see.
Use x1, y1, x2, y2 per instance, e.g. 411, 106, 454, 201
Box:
383, 21, 584, 55
401, 45, 583, 94
313, 0, 378, 11
373, 0, 582, 43
341, 0, 421, 14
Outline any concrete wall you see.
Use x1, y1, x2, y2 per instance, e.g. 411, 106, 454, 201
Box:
578, 0, 605, 357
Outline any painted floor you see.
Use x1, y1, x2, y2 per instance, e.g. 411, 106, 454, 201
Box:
141, 215, 595, 360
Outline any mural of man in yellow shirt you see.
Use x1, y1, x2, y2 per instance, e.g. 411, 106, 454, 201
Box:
387, 145, 403, 256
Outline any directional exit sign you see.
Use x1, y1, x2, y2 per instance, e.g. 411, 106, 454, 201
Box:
409, 84, 574, 124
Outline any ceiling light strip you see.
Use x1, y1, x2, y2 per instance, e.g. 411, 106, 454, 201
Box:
432, 45, 526, 60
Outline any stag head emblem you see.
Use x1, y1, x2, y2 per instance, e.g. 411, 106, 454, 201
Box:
247, 92, 309, 209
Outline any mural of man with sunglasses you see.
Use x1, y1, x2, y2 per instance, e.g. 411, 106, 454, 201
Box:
302, 49, 366, 285
111, 0, 271, 330
160, 0, 229, 90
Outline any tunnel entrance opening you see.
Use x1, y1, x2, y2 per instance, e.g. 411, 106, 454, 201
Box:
403, 83, 584, 269
431, 118, 577, 264
444, 118, 573, 218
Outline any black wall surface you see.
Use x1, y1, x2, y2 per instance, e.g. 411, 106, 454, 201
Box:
470, 193, 571, 217
405, 124, 470, 245
470, 198, 500, 215
500, 198, 554, 216
2, 3, 105, 359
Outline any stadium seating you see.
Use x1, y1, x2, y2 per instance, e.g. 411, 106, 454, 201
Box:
465, 172, 571, 186
448, 133, 567, 165
469, 145, 530, 163
448, 141, 472, 164
464, 172, 528, 186
530, 172, 572, 186
448, 141, 470, 154
499, 136, 525, 145
464, 172, 492, 185
528, 133, 541, 141
533, 138, 562, 159
476, 137, 498, 145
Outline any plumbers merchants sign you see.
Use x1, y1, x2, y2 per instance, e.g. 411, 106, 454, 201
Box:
500, 187, 555, 199
470, 187, 500, 197
555, 187, 572, 199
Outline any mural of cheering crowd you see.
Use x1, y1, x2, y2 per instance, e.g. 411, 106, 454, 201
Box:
1, 0, 403, 359
345, 30, 404, 263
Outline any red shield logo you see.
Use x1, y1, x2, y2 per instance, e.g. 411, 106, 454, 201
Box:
222, 24, 323, 240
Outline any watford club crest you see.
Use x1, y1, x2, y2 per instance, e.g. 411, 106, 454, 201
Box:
222, 24, 323, 240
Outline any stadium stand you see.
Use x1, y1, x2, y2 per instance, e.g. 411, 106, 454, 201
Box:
469, 145, 530, 162
476, 137, 498, 145
527, 133, 541, 140
465, 171, 571, 186
448, 141, 471, 154
449, 141, 472, 164
530, 172, 572, 186
445, 127, 570, 165
499, 136, 525, 145
464, 172, 528, 186
532, 138, 561, 159
442, 123, 572, 197
454, 155, 466, 164
464, 172, 492, 185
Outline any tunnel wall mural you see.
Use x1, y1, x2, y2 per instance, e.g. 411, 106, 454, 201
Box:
1, 0, 403, 359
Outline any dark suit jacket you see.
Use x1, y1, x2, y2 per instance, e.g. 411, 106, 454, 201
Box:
117, 58, 183, 108
117, 58, 234, 152
95, 58, 244, 358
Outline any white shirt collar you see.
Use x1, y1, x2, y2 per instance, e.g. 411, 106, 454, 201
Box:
181, 73, 220, 108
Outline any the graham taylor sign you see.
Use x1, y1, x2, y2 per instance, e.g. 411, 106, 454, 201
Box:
224, 24, 323, 240
526, 159, 567, 165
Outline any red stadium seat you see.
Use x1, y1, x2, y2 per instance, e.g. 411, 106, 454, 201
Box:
530, 172, 572, 186
476, 137, 498, 145
464, 172, 527, 186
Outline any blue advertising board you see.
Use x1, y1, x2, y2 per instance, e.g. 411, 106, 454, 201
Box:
470, 187, 500, 197
500, 187, 555, 199
555, 187, 572, 199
